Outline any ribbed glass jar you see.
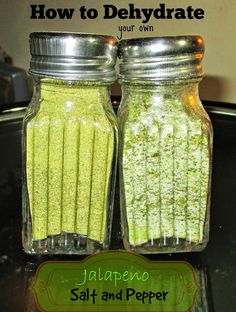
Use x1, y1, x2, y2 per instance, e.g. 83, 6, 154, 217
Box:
22, 33, 118, 254
118, 36, 213, 253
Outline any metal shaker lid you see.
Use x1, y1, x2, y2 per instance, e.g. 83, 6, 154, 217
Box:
118, 36, 204, 81
29, 32, 118, 82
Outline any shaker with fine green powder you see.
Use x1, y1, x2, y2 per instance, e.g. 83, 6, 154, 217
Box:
22, 32, 118, 254
118, 36, 213, 253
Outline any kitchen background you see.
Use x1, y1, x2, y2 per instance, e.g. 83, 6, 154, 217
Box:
0, 1, 236, 312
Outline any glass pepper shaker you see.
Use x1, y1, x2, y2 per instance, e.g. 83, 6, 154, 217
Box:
118, 36, 213, 253
22, 32, 118, 254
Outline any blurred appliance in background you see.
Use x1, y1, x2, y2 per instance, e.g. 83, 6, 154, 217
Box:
0, 62, 32, 108
0, 57, 32, 225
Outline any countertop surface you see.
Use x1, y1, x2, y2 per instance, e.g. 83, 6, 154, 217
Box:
0, 102, 236, 311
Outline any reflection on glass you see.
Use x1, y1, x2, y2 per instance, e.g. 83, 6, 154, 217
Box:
191, 265, 209, 312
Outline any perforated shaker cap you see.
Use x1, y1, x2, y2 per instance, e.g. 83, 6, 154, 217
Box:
29, 32, 118, 82
118, 35, 205, 81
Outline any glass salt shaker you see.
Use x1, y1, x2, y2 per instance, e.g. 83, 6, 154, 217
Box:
118, 36, 213, 253
22, 32, 118, 254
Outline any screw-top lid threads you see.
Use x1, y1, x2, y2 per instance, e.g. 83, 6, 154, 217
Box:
29, 32, 118, 82
118, 36, 204, 81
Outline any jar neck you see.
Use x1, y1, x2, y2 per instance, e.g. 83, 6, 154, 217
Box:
120, 79, 201, 111
121, 79, 200, 94
39, 78, 111, 96
35, 78, 111, 112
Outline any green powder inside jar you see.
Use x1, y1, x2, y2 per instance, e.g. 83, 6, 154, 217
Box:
26, 79, 116, 243
120, 83, 211, 247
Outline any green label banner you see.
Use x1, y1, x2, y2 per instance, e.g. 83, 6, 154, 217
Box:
33, 251, 199, 312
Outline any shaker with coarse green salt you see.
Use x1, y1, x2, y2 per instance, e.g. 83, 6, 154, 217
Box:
118, 36, 213, 253
22, 32, 118, 254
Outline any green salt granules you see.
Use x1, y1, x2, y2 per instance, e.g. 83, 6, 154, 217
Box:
24, 80, 117, 252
